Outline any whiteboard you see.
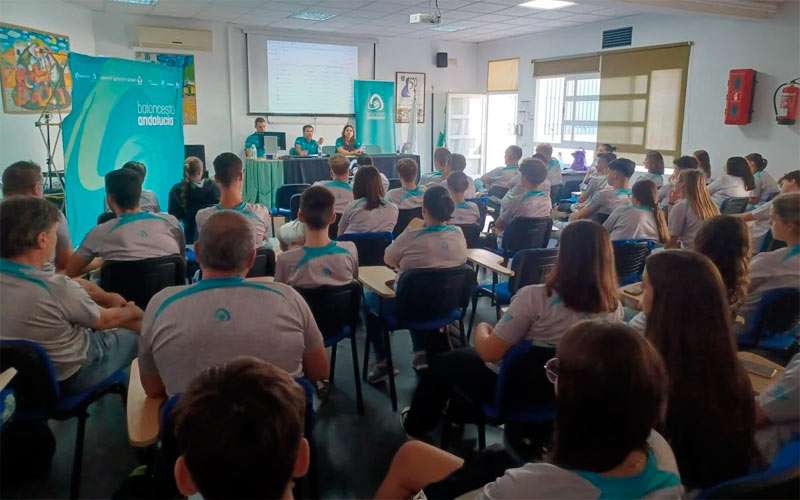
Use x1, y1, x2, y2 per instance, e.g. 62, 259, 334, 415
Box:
267, 40, 357, 115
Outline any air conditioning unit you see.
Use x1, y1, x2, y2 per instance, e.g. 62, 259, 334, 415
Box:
136, 26, 213, 51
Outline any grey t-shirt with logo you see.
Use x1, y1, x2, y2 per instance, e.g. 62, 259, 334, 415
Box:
76, 211, 184, 261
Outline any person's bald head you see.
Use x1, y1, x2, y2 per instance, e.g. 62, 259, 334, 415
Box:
196, 211, 255, 274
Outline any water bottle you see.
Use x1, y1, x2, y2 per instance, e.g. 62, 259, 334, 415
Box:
249, 144, 257, 159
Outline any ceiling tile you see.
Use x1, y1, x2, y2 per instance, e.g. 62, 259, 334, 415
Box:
460, 2, 510, 13
562, 13, 606, 22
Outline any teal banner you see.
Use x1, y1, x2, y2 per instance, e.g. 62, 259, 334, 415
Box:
62, 52, 184, 244
354, 80, 395, 154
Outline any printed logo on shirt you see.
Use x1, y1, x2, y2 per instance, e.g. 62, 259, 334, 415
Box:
323, 267, 333, 277
214, 308, 231, 321
138, 230, 149, 238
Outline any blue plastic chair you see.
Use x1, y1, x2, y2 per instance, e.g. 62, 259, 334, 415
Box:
364, 265, 476, 411
270, 184, 309, 233
0, 339, 127, 499
295, 282, 364, 415
494, 217, 552, 262
442, 342, 556, 451
698, 437, 800, 498
612, 239, 657, 286
337, 231, 394, 266
738, 287, 800, 360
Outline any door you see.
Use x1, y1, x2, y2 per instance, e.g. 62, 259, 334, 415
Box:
484, 93, 518, 172
446, 93, 486, 178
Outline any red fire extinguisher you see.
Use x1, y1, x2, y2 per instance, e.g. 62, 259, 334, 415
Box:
775, 78, 800, 125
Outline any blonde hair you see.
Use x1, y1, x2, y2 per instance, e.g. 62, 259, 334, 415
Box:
679, 170, 719, 221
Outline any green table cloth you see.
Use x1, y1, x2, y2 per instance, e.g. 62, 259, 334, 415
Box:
243, 159, 283, 208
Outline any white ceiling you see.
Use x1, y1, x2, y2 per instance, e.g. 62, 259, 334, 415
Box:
63, 0, 785, 43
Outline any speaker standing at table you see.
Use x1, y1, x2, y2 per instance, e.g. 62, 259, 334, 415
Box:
293, 124, 324, 157
336, 124, 364, 156
244, 117, 268, 158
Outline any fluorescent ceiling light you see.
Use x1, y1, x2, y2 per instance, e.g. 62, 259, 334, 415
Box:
290, 10, 337, 21
518, 0, 575, 9
432, 25, 462, 32
110, 0, 159, 5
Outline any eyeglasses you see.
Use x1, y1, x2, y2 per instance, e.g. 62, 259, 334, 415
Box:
544, 357, 559, 385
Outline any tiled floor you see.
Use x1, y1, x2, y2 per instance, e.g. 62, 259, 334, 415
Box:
3, 296, 504, 499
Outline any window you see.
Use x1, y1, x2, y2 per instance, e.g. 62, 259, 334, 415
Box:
534, 74, 600, 163
488, 58, 520, 92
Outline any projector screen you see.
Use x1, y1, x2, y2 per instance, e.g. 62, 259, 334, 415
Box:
266, 40, 358, 115
246, 33, 374, 116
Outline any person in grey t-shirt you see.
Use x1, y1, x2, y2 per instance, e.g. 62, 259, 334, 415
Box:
138, 210, 329, 397
65, 169, 184, 277
0, 197, 142, 395
376, 321, 682, 500
2, 160, 72, 272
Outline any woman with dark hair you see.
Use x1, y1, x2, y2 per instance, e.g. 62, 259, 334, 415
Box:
400, 220, 622, 436
376, 321, 683, 499
337, 165, 398, 235
635, 150, 665, 187
667, 170, 719, 249
695, 215, 751, 307
335, 124, 363, 156
693, 149, 712, 179
604, 179, 669, 243
707, 156, 755, 206
642, 250, 759, 489
367, 185, 467, 381
168, 157, 220, 243
746, 153, 779, 204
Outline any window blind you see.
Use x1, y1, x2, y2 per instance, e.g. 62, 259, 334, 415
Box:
488, 58, 520, 92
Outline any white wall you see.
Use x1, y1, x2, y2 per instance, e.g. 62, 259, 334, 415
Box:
477, 3, 800, 177
0, 0, 95, 177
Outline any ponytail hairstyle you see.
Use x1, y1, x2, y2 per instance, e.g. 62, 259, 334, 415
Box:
632, 180, 669, 244
678, 170, 719, 221
693, 150, 712, 179
182, 156, 204, 211
745, 153, 768, 173
726, 157, 756, 191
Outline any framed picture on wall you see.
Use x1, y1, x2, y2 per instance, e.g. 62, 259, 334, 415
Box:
135, 51, 197, 125
395, 71, 425, 124
0, 23, 72, 114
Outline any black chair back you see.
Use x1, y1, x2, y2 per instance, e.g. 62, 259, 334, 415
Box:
501, 217, 552, 257
275, 184, 309, 211
500, 344, 557, 410
246, 247, 276, 278
549, 184, 562, 205
395, 265, 476, 323
721, 197, 749, 214
97, 211, 116, 225
289, 193, 302, 221
752, 288, 800, 345
328, 213, 343, 240
466, 197, 488, 231
294, 282, 362, 343
455, 224, 481, 248
561, 179, 581, 198
337, 232, 393, 266
99, 254, 186, 308
0, 340, 59, 421
393, 207, 423, 236
612, 240, 651, 284
509, 248, 559, 295
388, 178, 402, 190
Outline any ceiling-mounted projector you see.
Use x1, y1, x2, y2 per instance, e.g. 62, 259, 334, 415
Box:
409, 12, 442, 24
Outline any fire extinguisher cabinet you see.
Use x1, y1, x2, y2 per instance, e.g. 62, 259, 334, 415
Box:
724, 69, 757, 125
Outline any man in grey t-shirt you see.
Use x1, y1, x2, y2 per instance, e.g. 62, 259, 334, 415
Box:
0, 197, 142, 394
138, 210, 329, 397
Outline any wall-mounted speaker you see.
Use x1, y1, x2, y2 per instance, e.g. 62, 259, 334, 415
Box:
436, 52, 448, 68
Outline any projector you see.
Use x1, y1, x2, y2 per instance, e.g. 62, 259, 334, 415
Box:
409, 12, 441, 24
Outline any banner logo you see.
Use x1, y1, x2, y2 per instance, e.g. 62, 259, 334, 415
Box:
367, 93, 384, 111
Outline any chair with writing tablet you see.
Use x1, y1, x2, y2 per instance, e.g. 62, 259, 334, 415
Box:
337, 232, 393, 266
393, 207, 423, 237
612, 239, 656, 286
737, 287, 800, 364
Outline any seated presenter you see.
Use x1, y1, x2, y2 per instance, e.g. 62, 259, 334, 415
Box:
244, 117, 267, 158
336, 124, 363, 156
293, 124, 324, 157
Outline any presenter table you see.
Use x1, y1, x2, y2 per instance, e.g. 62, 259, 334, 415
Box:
243, 159, 283, 206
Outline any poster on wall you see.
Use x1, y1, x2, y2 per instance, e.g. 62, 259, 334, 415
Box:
395, 71, 425, 124
135, 51, 196, 124
0, 23, 71, 113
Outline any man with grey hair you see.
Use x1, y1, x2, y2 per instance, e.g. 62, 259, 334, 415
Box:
138, 210, 329, 397
0, 196, 142, 395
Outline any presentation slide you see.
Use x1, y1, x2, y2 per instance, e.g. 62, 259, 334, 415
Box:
266, 40, 358, 115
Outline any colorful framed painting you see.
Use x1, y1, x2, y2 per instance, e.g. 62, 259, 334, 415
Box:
135, 51, 197, 125
395, 71, 425, 124
0, 23, 71, 114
